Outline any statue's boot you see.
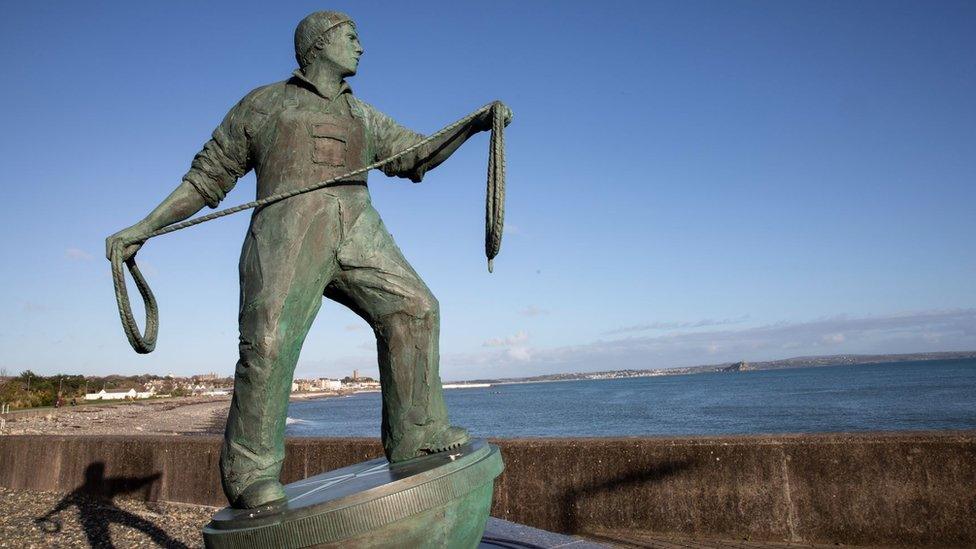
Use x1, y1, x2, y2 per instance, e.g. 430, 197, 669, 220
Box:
387, 423, 471, 463
370, 308, 469, 463
234, 478, 287, 509
420, 424, 470, 454
390, 423, 470, 463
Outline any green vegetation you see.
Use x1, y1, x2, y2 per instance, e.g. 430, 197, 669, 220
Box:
341, 375, 377, 383
0, 371, 180, 410
0, 371, 86, 409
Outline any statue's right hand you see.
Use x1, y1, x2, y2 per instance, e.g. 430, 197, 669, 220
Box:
105, 223, 149, 262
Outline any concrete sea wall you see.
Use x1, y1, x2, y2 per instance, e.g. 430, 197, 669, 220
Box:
0, 432, 973, 546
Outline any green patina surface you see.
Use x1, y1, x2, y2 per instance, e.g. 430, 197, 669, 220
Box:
106, 10, 511, 516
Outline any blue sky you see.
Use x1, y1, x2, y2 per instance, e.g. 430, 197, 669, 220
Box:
0, 1, 973, 380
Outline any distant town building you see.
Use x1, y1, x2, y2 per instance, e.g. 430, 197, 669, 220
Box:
84, 387, 156, 401
318, 378, 342, 391
343, 379, 380, 391
288, 378, 344, 393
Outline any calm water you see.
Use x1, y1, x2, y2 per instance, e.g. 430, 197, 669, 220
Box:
285, 358, 976, 437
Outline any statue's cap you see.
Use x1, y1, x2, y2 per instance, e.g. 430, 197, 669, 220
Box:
295, 11, 355, 65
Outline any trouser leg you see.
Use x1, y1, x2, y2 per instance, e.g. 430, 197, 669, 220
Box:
221, 203, 338, 505
328, 205, 463, 462
327, 289, 449, 461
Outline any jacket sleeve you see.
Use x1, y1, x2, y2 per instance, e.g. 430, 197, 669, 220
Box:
360, 101, 431, 183
181, 96, 255, 208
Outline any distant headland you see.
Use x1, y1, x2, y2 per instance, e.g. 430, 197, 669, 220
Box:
456, 350, 976, 385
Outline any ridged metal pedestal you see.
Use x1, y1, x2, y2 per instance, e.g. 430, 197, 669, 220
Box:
203, 439, 504, 548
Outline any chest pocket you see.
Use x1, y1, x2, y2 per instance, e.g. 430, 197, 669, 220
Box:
310, 121, 347, 167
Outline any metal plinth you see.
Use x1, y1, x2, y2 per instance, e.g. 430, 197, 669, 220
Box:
203, 439, 504, 549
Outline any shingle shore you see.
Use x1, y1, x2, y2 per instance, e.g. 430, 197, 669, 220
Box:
1, 397, 230, 437
0, 486, 879, 548
1, 393, 344, 437
0, 486, 215, 548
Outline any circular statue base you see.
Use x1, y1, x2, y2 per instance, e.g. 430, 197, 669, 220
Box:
203, 439, 504, 549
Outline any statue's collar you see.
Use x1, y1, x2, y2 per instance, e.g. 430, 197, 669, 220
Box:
290, 69, 352, 100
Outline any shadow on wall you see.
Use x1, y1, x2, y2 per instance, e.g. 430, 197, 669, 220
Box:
558, 459, 695, 534
33, 463, 189, 549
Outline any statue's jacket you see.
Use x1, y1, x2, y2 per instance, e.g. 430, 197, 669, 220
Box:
182, 70, 429, 216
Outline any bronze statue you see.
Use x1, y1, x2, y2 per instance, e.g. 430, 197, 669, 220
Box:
106, 11, 511, 510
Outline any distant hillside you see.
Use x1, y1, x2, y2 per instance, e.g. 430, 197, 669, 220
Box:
721, 361, 751, 372
458, 350, 976, 385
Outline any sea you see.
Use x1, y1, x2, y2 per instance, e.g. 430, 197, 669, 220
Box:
285, 358, 976, 438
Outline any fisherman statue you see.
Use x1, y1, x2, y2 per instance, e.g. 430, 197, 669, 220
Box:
106, 10, 512, 512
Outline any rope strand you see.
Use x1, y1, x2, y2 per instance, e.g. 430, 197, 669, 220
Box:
112, 102, 507, 354
485, 106, 506, 273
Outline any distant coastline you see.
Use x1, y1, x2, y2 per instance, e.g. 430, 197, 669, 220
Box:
454, 350, 976, 385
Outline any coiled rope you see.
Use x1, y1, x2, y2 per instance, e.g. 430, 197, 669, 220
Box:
112, 102, 508, 354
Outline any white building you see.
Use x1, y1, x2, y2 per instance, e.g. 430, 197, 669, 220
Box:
318, 378, 342, 391
84, 387, 156, 401
84, 389, 136, 401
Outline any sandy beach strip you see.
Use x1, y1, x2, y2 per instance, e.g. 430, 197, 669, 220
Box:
0, 392, 353, 436
0, 397, 231, 436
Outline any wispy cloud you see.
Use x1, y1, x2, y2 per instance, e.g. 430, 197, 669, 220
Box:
299, 310, 976, 381
482, 331, 532, 362
821, 333, 846, 344
603, 315, 750, 335
22, 301, 51, 314
519, 306, 550, 317
483, 331, 529, 347
345, 324, 368, 332
443, 309, 976, 379
65, 248, 93, 261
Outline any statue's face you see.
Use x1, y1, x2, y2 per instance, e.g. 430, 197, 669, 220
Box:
323, 23, 363, 77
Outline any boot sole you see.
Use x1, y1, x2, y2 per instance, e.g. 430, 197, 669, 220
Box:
420, 433, 471, 455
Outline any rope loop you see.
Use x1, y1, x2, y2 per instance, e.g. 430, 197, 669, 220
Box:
111, 244, 158, 354
112, 102, 509, 353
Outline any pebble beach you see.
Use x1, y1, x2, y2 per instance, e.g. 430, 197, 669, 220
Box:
0, 486, 214, 549
0, 397, 231, 437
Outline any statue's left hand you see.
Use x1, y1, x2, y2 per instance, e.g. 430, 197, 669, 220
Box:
494, 101, 514, 127
478, 101, 513, 131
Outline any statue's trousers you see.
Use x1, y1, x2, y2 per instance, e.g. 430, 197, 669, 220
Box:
219, 187, 450, 503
